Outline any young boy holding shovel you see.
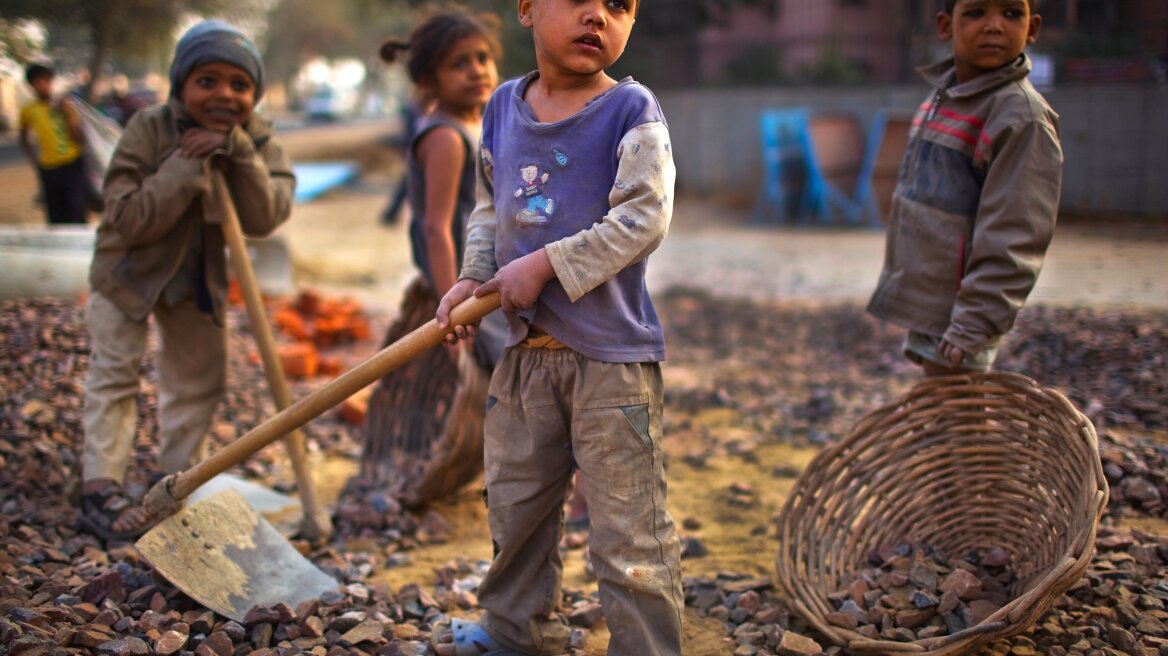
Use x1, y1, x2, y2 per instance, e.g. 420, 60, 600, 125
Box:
80, 20, 295, 542
434, 0, 684, 653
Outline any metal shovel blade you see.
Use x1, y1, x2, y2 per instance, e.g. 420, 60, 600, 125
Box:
136, 489, 337, 622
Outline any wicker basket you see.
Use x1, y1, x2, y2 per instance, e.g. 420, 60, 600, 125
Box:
775, 371, 1108, 655
357, 276, 488, 507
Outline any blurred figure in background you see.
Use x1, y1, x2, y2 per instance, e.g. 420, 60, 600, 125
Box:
19, 62, 90, 225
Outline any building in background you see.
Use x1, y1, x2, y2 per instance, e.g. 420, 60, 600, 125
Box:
690, 0, 1167, 87
698, 1, 918, 85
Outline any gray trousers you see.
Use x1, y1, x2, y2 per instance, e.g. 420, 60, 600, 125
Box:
82, 291, 226, 483
477, 346, 683, 656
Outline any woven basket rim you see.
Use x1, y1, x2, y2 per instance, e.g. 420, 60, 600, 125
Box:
774, 371, 1109, 655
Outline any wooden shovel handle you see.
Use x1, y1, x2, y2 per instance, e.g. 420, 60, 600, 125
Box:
165, 290, 502, 502
212, 169, 331, 540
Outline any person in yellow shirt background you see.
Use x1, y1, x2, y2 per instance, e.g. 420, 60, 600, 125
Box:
19, 62, 90, 225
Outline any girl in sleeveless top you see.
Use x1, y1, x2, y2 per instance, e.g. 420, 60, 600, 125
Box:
380, 5, 507, 367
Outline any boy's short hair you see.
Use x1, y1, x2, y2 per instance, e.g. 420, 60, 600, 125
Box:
25, 63, 53, 86
941, 0, 1037, 12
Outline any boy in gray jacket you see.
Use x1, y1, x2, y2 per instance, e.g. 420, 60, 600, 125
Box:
80, 20, 294, 542
867, 0, 1062, 376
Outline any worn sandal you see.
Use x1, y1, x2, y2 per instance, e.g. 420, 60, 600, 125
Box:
431, 617, 527, 656
77, 482, 157, 542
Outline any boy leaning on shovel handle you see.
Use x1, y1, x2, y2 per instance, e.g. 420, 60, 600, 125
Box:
77, 20, 295, 543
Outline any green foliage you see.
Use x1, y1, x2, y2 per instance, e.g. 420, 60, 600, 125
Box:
723, 44, 786, 86
1, 0, 246, 97
0, 18, 42, 66
799, 47, 868, 85
634, 0, 741, 36
262, 0, 373, 85
4, 0, 761, 95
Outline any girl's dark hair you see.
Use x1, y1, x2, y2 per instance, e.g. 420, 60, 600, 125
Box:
379, 5, 502, 86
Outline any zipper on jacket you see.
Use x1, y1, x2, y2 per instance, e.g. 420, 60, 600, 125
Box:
925, 90, 943, 123
905, 90, 943, 190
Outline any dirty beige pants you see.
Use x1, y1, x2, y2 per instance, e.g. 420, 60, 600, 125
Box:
477, 347, 683, 656
82, 291, 226, 483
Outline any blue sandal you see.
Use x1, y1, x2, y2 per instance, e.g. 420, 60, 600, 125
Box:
431, 617, 527, 656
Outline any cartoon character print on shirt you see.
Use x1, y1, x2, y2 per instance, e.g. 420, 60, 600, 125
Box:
513, 162, 557, 226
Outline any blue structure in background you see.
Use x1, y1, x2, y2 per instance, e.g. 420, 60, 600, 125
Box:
292, 162, 360, 203
753, 110, 815, 224
753, 109, 890, 227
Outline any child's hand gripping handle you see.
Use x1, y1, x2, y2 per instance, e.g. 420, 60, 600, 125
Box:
144, 291, 502, 519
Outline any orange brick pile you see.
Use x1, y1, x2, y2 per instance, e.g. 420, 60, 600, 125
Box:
277, 290, 371, 348
261, 290, 369, 377
234, 287, 377, 425
232, 285, 369, 378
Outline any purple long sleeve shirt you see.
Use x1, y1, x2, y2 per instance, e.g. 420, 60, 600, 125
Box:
460, 73, 676, 363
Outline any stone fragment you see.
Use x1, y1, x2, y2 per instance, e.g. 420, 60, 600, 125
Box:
939, 569, 983, 601
302, 615, 325, 638
340, 619, 386, 645
154, 630, 187, 656
200, 631, 234, 656
908, 562, 937, 590
82, 571, 127, 606
93, 636, 150, 656
776, 630, 822, 656
981, 546, 1010, 568
826, 612, 857, 630
328, 610, 367, 633
74, 628, 118, 648
251, 622, 272, 649
896, 608, 935, 629
393, 623, 420, 640
912, 590, 939, 609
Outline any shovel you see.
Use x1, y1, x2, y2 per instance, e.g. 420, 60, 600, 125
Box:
210, 168, 331, 541
136, 284, 501, 621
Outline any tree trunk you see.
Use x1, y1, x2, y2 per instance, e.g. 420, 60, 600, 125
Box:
82, 9, 114, 103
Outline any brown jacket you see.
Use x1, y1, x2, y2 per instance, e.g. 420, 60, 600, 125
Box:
867, 55, 1062, 356
89, 97, 294, 323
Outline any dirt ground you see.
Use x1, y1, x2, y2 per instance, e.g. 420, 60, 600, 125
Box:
3, 121, 1167, 655
3, 119, 1167, 311
220, 129, 1168, 654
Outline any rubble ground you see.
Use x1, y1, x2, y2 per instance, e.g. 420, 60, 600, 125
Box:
2, 290, 1166, 656
3, 129, 1167, 655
